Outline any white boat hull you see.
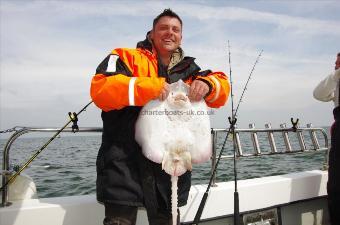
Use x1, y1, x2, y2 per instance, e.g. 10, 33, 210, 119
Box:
0, 170, 329, 225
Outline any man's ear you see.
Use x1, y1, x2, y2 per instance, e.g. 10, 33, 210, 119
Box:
149, 30, 154, 41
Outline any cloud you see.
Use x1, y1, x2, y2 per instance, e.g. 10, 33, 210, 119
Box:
1, 0, 339, 130
198, 6, 339, 36
3, 1, 339, 36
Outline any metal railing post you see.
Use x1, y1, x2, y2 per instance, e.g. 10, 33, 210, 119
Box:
249, 124, 261, 155
265, 123, 277, 153
280, 123, 292, 152
235, 129, 243, 156
307, 123, 320, 150
296, 125, 307, 151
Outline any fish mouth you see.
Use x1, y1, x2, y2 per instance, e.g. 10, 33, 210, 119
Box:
173, 94, 189, 106
174, 95, 187, 102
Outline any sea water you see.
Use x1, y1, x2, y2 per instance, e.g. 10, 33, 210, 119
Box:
0, 128, 330, 198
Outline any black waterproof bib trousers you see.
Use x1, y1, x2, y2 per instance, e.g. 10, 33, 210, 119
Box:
328, 82, 340, 224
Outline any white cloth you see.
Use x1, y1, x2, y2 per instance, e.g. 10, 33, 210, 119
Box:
313, 69, 340, 107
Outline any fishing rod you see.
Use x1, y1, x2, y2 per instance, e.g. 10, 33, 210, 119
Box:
228, 41, 240, 225
192, 48, 263, 225
0, 101, 93, 192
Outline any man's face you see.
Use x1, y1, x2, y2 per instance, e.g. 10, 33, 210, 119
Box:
335, 55, 340, 70
151, 16, 182, 56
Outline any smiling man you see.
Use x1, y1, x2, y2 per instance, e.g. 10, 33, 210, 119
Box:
91, 9, 230, 225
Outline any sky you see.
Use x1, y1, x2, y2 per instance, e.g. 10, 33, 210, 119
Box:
1, 0, 340, 134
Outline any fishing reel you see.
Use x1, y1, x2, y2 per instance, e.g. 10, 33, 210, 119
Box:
68, 112, 79, 133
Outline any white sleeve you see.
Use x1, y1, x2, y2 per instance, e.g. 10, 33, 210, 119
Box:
313, 71, 338, 102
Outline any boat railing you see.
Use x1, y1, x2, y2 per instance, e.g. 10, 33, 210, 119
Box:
1, 127, 102, 207
1, 124, 329, 207
210, 123, 329, 185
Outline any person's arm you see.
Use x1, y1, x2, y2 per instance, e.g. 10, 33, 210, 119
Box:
194, 71, 230, 108
313, 69, 340, 102
202, 71, 230, 108
90, 48, 165, 111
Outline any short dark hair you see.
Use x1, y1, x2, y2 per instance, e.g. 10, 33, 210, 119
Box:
338, 52, 340, 57
153, 9, 182, 28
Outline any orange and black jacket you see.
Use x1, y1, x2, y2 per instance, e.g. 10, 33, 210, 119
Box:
90, 38, 230, 208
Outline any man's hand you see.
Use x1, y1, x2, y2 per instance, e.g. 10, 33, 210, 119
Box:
188, 80, 209, 102
158, 82, 170, 101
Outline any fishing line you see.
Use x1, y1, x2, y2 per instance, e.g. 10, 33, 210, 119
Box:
192, 48, 263, 225
0, 101, 93, 192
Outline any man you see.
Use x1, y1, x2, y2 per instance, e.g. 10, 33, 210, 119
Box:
91, 9, 230, 225
313, 52, 340, 224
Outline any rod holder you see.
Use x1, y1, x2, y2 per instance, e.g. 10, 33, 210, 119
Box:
211, 129, 217, 187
